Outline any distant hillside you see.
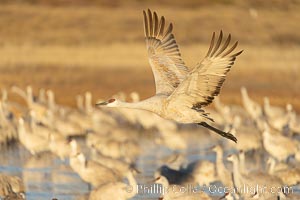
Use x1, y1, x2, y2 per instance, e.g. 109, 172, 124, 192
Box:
1, 0, 299, 8
0, 3, 299, 46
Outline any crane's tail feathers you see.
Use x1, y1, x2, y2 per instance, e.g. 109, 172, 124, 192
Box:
192, 106, 215, 122
201, 113, 214, 122
198, 122, 237, 143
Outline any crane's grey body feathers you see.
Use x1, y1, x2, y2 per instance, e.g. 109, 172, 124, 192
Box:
97, 9, 243, 143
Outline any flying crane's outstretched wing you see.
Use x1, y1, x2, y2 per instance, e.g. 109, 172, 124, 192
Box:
143, 9, 189, 95
167, 31, 243, 111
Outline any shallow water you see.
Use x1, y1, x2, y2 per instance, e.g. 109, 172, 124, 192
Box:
1, 130, 299, 200
0, 130, 217, 200
0, 144, 89, 200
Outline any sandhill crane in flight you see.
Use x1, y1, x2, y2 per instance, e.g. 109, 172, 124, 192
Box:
96, 9, 243, 143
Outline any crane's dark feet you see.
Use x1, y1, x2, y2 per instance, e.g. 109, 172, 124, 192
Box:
198, 122, 237, 143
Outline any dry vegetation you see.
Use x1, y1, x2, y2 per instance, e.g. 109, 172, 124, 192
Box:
0, 1, 299, 110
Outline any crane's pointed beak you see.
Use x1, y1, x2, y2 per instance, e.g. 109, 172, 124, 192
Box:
95, 101, 108, 106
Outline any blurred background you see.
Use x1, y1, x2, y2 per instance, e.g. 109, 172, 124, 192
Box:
0, 0, 299, 109
0, 1, 300, 200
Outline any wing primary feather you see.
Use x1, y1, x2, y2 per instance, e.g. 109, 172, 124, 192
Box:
162, 34, 175, 45
231, 50, 244, 57
152, 40, 161, 48
162, 33, 174, 45
206, 32, 216, 57
147, 9, 153, 37
164, 47, 179, 53
215, 34, 231, 57
143, 10, 188, 95
167, 52, 181, 56
158, 16, 165, 37
143, 10, 149, 37
222, 41, 238, 57
153, 12, 159, 37
163, 23, 173, 38
164, 43, 178, 51
210, 30, 223, 57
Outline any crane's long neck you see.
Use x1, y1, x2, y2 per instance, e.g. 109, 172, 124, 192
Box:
126, 172, 137, 198
231, 156, 243, 189
239, 151, 246, 174
268, 158, 276, 174
159, 177, 171, 200
264, 97, 270, 109
114, 97, 164, 114
215, 148, 226, 177
0, 102, 8, 125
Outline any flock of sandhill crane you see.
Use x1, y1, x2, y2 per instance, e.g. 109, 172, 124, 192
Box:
0, 85, 299, 200
0, 9, 300, 200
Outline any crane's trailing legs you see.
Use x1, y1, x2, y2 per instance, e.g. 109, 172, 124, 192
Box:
96, 9, 242, 144
198, 122, 237, 143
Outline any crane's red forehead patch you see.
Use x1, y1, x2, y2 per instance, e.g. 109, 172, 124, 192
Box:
108, 98, 116, 103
